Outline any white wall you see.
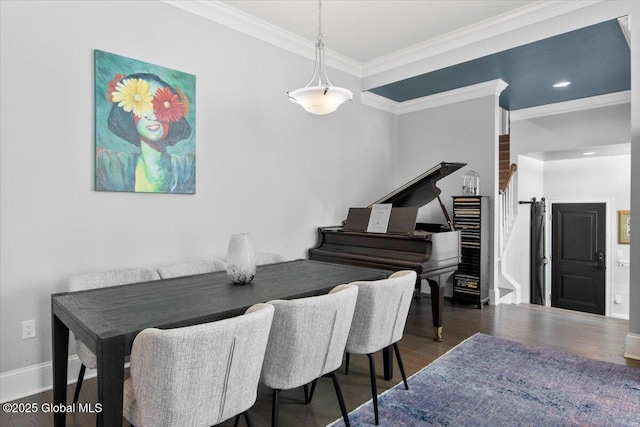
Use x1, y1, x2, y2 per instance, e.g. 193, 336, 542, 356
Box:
0, 0, 396, 375
398, 96, 497, 223
628, 0, 640, 352
511, 104, 631, 152
510, 104, 631, 316
397, 95, 499, 296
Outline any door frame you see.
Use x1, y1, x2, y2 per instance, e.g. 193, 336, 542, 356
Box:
545, 197, 612, 316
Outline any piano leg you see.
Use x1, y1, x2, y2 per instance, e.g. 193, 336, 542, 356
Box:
427, 278, 445, 342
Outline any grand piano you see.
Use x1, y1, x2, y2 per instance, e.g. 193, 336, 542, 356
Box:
309, 161, 466, 342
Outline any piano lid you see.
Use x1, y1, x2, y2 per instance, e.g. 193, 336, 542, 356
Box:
368, 161, 466, 209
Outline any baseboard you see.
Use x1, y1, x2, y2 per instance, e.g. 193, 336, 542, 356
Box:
624, 333, 640, 361
611, 312, 630, 320
0, 356, 96, 403
498, 259, 521, 304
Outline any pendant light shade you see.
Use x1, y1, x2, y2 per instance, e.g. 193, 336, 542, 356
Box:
287, 0, 352, 115
288, 86, 353, 115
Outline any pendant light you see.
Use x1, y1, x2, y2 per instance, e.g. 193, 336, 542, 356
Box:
287, 0, 353, 115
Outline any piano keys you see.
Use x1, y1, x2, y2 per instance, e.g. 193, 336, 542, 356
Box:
309, 161, 466, 342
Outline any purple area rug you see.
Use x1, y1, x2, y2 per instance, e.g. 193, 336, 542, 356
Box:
329, 333, 640, 427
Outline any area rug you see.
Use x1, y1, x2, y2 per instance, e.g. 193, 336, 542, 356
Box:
328, 333, 640, 426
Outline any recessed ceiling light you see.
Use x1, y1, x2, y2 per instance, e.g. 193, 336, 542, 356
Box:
582, 151, 596, 156
553, 81, 571, 88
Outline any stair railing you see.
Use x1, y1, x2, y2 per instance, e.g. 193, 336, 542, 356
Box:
499, 163, 518, 258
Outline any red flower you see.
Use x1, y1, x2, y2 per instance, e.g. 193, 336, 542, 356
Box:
106, 74, 125, 103
153, 87, 185, 122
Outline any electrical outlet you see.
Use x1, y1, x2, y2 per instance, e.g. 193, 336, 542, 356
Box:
22, 319, 36, 339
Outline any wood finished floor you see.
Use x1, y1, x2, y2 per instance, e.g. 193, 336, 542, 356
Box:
2, 300, 638, 427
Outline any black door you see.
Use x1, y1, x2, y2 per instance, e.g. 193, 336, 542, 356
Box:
551, 203, 605, 315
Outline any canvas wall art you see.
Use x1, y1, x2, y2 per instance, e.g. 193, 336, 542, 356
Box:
619, 210, 631, 244
94, 50, 196, 193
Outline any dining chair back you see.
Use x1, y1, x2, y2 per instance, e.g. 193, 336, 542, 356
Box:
68, 268, 161, 404
123, 303, 274, 427
68, 268, 160, 292
157, 259, 226, 279
260, 284, 358, 427
344, 270, 416, 425
255, 252, 286, 265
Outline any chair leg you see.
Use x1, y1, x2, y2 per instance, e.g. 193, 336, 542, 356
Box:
244, 409, 255, 427
303, 383, 310, 404
345, 352, 350, 375
393, 342, 409, 390
367, 354, 379, 425
233, 410, 254, 427
327, 371, 350, 427
72, 364, 86, 404
308, 378, 318, 402
271, 389, 280, 427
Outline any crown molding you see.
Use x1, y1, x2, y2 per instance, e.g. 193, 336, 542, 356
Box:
362, 79, 508, 115
618, 16, 630, 47
510, 91, 630, 121
163, 0, 362, 77
360, 92, 398, 114
361, 1, 602, 77
165, 1, 601, 82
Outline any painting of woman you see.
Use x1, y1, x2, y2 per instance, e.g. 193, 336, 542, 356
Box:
94, 51, 196, 194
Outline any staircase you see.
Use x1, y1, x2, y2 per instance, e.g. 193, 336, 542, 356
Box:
497, 135, 519, 304
498, 135, 518, 257
499, 135, 511, 191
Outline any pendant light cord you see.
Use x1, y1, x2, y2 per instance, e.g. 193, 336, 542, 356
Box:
317, 0, 323, 45
316, 0, 331, 88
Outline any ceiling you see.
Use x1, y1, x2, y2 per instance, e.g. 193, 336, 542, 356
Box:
219, 1, 630, 112
524, 143, 631, 162
219, 1, 537, 63
213, 1, 631, 160
370, 19, 630, 110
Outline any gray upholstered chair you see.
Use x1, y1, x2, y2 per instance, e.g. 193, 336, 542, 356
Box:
260, 284, 359, 427
255, 252, 285, 265
123, 303, 274, 427
344, 270, 416, 425
68, 268, 161, 404
157, 259, 226, 279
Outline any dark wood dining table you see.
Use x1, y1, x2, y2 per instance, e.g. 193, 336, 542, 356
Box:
51, 259, 390, 426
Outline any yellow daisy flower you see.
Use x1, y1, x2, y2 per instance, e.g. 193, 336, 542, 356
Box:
112, 78, 153, 118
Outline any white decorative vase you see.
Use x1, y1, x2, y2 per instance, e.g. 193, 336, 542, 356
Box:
226, 233, 257, 284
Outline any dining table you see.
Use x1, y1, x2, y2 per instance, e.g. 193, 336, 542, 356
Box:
51, 259, 391, 426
